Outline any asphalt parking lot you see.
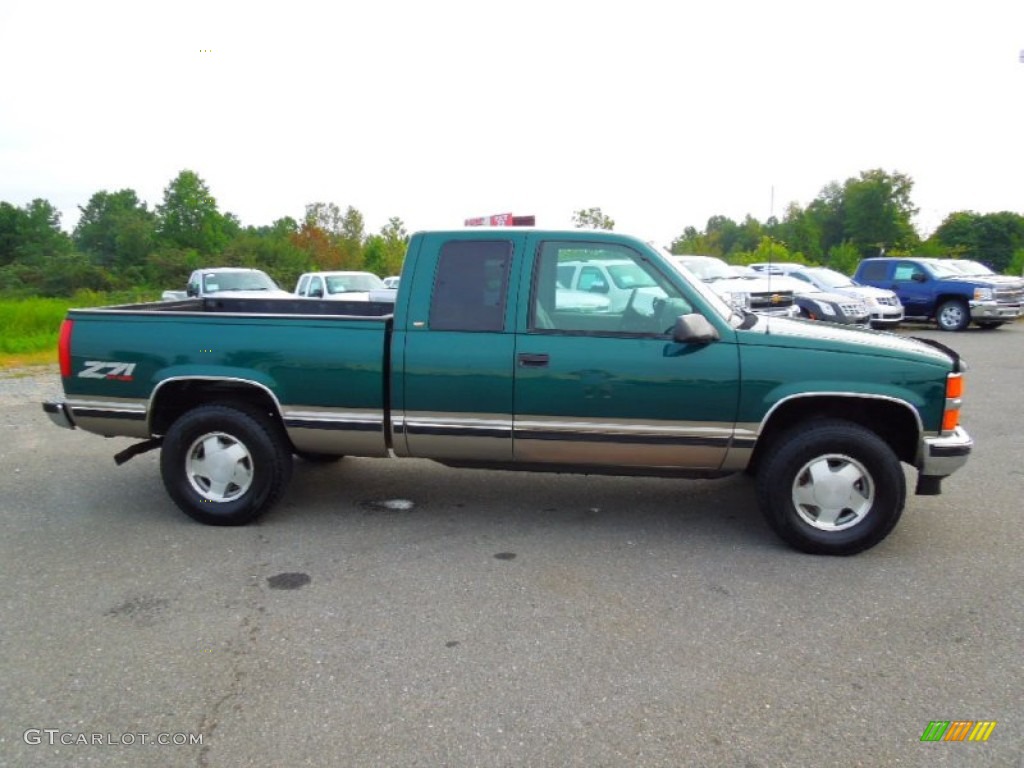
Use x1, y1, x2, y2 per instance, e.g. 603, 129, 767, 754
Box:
1, 323, 1021, 767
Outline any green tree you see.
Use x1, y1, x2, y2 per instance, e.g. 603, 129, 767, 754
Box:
572, 207, 615, 230
378, 216, 407, 275
0, 199, 73, 266
931, 211, 1024, 273
156, 170, 234, 255
74, 189, 156, 269
841, 169, 918, 256
730, 237, 803, 267
338, 206, 366, 269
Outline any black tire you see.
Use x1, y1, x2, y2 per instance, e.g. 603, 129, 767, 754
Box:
756, 420, 905, 555
160, 404, 293, 525
935, 299, 970, 331
294, 451, 343, 463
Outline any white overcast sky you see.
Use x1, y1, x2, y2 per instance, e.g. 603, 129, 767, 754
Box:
1, 0, 1021, 247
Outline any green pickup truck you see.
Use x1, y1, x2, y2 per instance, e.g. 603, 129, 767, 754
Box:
43, 229, 972, 555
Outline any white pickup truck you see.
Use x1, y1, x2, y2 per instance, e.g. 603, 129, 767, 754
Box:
294, 271, 397, 302
161, 267, 291, 301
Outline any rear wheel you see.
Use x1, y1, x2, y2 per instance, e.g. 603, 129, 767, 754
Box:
756, 420, 905, 555
935, 299, 969, 331
161, 404, 293, 525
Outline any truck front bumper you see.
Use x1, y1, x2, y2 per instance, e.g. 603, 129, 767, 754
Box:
42, 399, 76, 430
968, 301, 1021, 321
916, 426, 972, 493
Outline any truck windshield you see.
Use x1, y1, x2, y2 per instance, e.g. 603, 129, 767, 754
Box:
203, 272, 278, 293
325, 274, 385, 293
946, 260, 994, 276
923, 260, 967, 278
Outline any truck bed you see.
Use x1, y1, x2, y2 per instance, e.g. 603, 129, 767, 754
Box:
120, 297, 396, 317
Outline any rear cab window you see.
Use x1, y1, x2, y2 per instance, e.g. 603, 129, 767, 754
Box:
429, 240, 513, 332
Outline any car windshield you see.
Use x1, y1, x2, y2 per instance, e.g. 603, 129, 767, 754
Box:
325, 274, 385, 293
203, 271, 278, 293
804, 268, 856, 289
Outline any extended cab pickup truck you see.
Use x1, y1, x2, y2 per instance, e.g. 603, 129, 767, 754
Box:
43, 229, 973, 555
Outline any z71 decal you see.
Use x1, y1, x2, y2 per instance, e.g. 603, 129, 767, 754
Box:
78, 361, 137, 381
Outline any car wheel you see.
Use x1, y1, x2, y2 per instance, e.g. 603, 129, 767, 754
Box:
935, 299, 970, 331
756, 420, 905, 555
294, 451, 343, 463
160, 404, 293, 525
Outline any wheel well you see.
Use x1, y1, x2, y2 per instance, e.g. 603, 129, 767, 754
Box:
935, 294, 968, 311
749, 396, 919, 473
149, 380, 285, 437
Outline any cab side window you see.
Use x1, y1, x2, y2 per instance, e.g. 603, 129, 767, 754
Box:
430, 240, 512, 332
893, 262, 925, 282
530, 241, 690, 335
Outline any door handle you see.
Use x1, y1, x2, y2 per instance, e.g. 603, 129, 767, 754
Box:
517, 353, 549, 367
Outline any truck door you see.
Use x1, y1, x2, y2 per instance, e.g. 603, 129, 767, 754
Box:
890, 260, 933, 316
395, 235, 520, 462
513, 237, 740, 470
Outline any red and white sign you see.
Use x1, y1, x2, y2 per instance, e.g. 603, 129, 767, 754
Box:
464, 213, 515, 227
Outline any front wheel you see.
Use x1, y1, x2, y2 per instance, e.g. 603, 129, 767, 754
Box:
160, 404, 293, 525
756, 420, 905, 555
935, 299, 969, 331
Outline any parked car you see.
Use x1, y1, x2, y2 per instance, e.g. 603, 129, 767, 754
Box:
680, 257, 869, 326
670, 255, 799, 318
788, 266, 904, 328
294, 271, 397, 302
765, 275, 871, 327
186, 268, 291, 299
853, 257, 1022, 331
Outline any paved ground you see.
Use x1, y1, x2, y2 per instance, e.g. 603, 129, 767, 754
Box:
1, 324, 1021, 767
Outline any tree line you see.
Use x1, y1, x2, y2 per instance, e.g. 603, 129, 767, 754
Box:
0, 170, 409, 297
1, 168, 1021, 298
667, 169, 1024, 276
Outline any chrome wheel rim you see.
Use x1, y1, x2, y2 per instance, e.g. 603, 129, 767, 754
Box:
791, 453, 874, 531
185, 431, 254, 502
939, 304, 965, 329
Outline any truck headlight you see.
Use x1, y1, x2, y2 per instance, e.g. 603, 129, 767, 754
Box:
816, 301, 836, 316
973, 287, 993, 301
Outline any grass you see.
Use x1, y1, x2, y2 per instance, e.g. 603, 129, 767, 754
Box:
0, 291, 157, 369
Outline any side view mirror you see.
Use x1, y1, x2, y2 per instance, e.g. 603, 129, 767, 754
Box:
588, 281, 609, 294
672, 313, 719, 344
309, 286, 324, 298
911, 272, 927, 283
186, 284, 198, 297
